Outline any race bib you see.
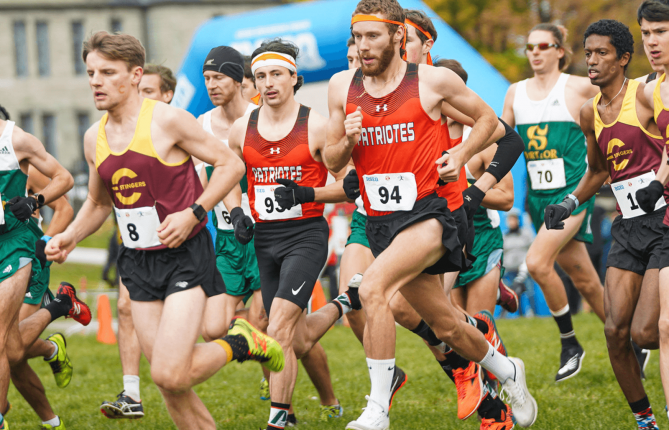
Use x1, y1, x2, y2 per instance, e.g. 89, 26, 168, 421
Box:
254, 185, 302, 221
115, 206, 162, 249
214, 194, 253, 230
527, 159, 567, 190
363, 173, 417, 212
611, 171, 666, 219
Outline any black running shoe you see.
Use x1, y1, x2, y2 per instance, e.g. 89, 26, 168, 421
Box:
555, 345, 585, 382
286, 413, 298, 427
100, 391, 144, 419
632, 341, 650, 380
389, 366, 408, 410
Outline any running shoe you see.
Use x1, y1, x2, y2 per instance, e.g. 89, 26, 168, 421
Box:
227, 318, 285, 372
44, 333, 72, 388
346, 395, 389, 430
0, 417, 6, 430
475, 310, 507, 357
633, 342, 650, 380
40, 419, 66, 429
260, 377, 270, 401
56, 282, 91, 326
100, 391, 144, 419
500, 358, 537, 428
320, 404, 344, 420
497, 279, 519, 313
453, 361, 485, 420
555, 345, 585, 382
480, 403, 513, 430
389, 366, 407, 410
286, 413, 298, 427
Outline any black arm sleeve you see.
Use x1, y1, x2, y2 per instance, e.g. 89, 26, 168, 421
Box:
484, 118, 524, 183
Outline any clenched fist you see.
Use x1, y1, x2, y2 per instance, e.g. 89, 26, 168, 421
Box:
345, 107, 364, 147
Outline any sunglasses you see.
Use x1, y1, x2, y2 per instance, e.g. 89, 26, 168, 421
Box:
525, 43, 559, 51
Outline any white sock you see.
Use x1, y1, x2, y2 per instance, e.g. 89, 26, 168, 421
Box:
42, 416, 60, 427
45, 341, 58, 361
123, 375, 140, 401
478, 343, 516, 383
367, 358, 395, 411
550, 304, 570, 317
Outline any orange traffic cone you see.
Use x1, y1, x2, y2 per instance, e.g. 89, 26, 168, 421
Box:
97, 294, 117, 345
310, 280, 327, 312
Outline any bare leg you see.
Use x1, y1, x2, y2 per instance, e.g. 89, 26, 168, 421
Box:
339, 243, 374, 344
266, 299, 303, 406
657, 267, 669, 408
118, 281, 141, 378
18, 304, 55, 360
631, 269, 660, 350
300, 342, 337, 405
556, 239, 605, 322
201, 293, 242, 341
461, 267, 500, 316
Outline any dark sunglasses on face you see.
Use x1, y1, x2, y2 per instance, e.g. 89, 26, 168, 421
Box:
525, 43, 559, 51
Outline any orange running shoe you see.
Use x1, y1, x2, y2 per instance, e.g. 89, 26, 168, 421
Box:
475, 310, 507, 357
57, 282, 92, 326
480, 404, 514, 430
453, 361, 485, 420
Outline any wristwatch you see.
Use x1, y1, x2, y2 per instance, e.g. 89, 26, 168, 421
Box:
190, 203, 206, 222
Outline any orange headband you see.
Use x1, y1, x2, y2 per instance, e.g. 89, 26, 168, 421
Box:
405, 19, 433, 65
351, 14, 407, 51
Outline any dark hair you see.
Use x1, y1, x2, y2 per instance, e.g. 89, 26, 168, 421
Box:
583, 20, 634, 71
243, 55, 253, 80
353, 0, 406, 56
252, 38, 303, 94
347, 36, 356, 47
143, 63, 176, 93
0, 106, 9, 121
529, 23, 571, 71
435, 59, 468, 84
404, 9, 437, 44
82, 31, 145, 70
638, 0, 669, 24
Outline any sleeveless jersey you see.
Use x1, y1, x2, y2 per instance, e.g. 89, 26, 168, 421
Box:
652, 74, 669, 226
244, 104, 328, 223
346, 63, 442, 217
96, 98, 205, 250
0, 121, 28, 236
464, 164, 503, 249
513, 73, 587, 197
436, 132, 466, 211
595, 79, 669, 217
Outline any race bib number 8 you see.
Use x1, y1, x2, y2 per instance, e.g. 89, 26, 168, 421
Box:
527, 158, 567, 190
255, 185, 302, 221
115, 206, 162, 249
611, 171, 666, 219
363, 173, 417, 212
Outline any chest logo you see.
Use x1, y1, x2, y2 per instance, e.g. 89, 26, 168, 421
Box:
270, 147, 280, 155
111, 168, 146, 205
376, 104, 388, 112
526, 125, 548, 151
606, 139, 630, 171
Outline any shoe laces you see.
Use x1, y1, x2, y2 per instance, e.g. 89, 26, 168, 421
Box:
500, 366, 525, 407
453, 366, 474, 401
358, 395, 387, 423
48, 359, 62, 373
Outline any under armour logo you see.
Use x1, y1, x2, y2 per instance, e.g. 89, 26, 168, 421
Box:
270, 148, 280, 154
376, 104, 388, 112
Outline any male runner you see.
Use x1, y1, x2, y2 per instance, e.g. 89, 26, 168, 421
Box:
502, 22, 605, 382
326, 2, 537, 428
546, 19, 664, 429
347, 37, 362, 69
225, 38, 364, 430
45, 31, 284, 430
242, 56, 262, 105
101, 62, 176, 419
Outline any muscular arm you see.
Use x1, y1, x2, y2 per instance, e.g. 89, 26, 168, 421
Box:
571, 103, 609, 203
221, 116, 249, 211
501, 83, 517, 128
323, 71, 359, 172
471, 145, 514, 211
310, 112, 350, 203
27, 165, 73, 236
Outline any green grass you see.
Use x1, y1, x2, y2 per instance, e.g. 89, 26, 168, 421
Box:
6, 313, 663, 429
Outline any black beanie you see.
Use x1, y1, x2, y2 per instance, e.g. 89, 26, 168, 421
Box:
202, 46, 244, 83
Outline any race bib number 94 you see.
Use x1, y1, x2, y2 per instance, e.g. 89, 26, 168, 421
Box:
363, 173, 417, 212
254, 185, 302, 221
527, 158, 567, 190
115, 206, 162, 249
611, 171, 666, 219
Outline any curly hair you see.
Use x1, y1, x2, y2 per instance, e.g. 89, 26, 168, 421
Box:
251, 38, 303, 94
583, 19, 634, 70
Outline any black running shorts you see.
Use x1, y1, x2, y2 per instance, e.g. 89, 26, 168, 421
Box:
609, 208, 664, 275
365, 193, 473, 275
118, 228, 226, 301
254, 217, 329, 316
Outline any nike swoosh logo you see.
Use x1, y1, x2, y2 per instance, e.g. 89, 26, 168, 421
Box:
292, 281, 306, 295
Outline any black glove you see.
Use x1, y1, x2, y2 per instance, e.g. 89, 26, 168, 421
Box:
274, 178, 315, 210
343, 169, 360, 200
35, 238, 48, 268
462, 185, 485, 221
7, 196, 38, 221
230, 207, 254, 245
544, 196, 576, 230
636, 180, 664, 214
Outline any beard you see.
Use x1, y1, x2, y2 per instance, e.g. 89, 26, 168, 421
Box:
361, 40, 396, 77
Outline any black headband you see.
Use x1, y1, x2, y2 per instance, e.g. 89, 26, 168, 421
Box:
203, 46, 244, 83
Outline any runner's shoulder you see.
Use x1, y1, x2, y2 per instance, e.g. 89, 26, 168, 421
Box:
579, 98, 596, 132
567, 75, 598, 98
152, 101, 196, 127
329, 68, 357, 89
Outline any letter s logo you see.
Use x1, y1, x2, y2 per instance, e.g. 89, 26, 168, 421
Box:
526, 125, 548, 151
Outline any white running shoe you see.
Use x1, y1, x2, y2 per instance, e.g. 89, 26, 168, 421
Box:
500, 357, 537, 427
346, 396, 390, 430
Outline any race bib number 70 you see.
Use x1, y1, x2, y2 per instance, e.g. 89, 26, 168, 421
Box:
363, 173, 417, 212
115, 206, 162, 249
527, 158, 567, 190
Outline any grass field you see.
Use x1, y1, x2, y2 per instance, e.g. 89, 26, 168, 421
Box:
5, 313, 664, 429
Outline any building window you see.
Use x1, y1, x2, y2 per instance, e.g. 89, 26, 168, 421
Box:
36, 21, 50, 77
76, 113, 89, 146
42, 114, 56, 157
13, 21, 28, 77
111, 18, 122, 34
20, 113, 33, 134
72, 21, 85, 75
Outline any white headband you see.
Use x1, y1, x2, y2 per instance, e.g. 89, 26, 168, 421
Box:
251, 52, 297, 75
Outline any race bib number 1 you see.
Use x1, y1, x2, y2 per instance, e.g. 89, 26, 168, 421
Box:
611, 171, 666, 219
254, 185, 302, 221
363, 173, 417, 212
527, 158, 567, 190
115, 206, 162, 249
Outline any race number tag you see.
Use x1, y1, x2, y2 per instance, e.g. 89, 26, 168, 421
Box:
115, 206, 162, 249
363, 173, 417, 212
254, 185, 302, 221
214, 194, 253, 230
527, 158, 567, 190
611, 171, 666, 219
